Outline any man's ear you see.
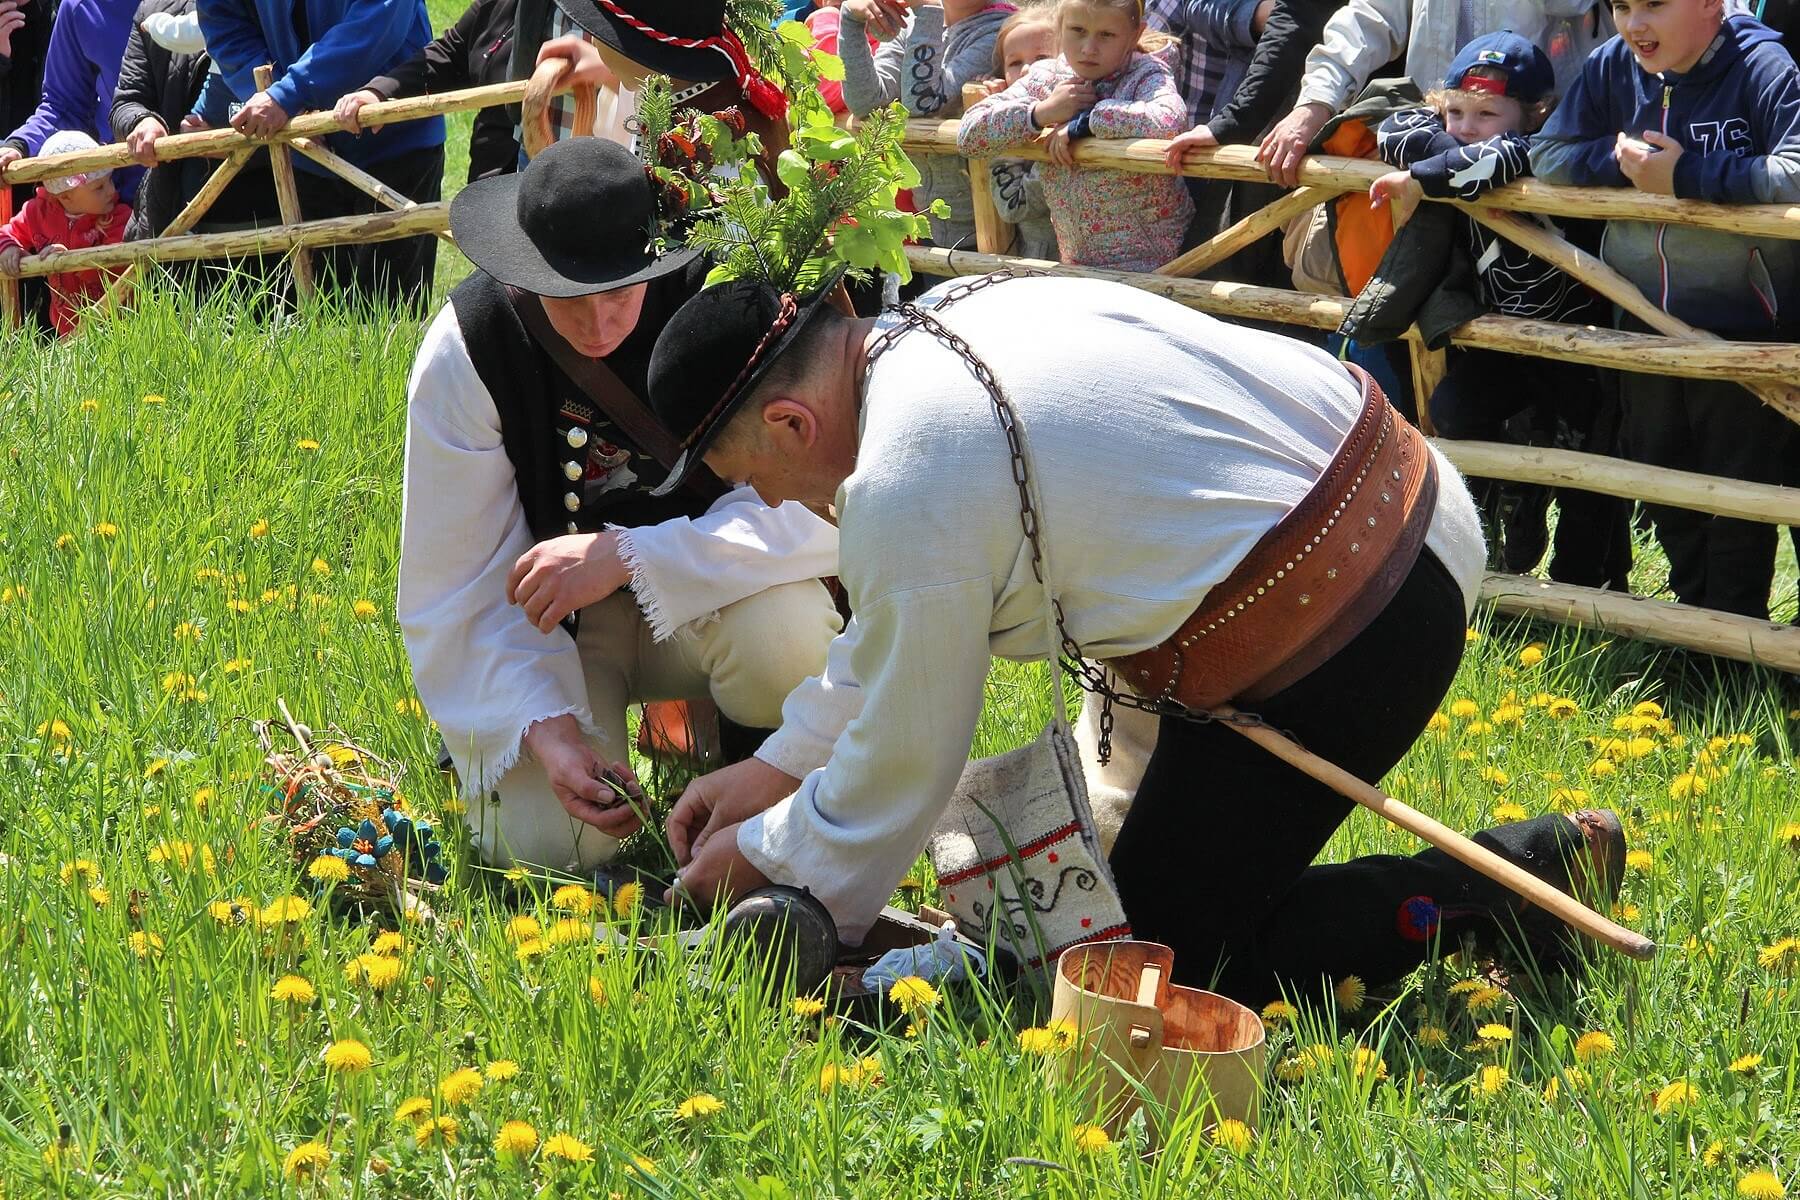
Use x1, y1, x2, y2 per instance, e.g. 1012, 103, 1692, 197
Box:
761, 397, 819, 448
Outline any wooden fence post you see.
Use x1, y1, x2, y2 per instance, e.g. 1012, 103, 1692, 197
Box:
960, 84, 1012, 256
255, 64, 316, 300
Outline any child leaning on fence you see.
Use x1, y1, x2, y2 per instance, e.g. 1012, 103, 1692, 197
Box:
1530, 0, 1800, 619
0, 131, 132, 336
838, 0, 1015, 249
1355, 33, 1631, 588
981, 5, 1061, 258
959, 0, 1193, 270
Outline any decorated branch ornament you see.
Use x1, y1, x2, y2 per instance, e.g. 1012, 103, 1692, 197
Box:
644, 269, 846, 496
447, 137, 698, 297
551, 0, 788, 118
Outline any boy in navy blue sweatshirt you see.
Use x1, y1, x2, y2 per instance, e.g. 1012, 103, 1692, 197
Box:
1531, 0, 1800, 620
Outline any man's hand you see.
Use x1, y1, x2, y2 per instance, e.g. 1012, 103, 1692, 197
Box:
842, 0, 910, 39
179, 112, 210, 133
0, 146, 21, 175
1368, 169, 1423, 227
669, 818, 771, 909
1164, 123, 1218, 170
0, 0, 27, 58
1041, 124, 1075, 167
1258, 100, 1331, 188
666, 756, 800, 866
231, 90, 291, 138
0, 245, 21, 276
507, 530, 630, 634
537, 35, 620, 90
523, 713, 647, 837
1033, 78, 1096, 129
334, 89, 381, 135
1617, 130, 1681, 195
127, 116, 168, 167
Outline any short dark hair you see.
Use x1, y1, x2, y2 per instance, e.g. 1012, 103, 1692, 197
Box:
710, 307, 845, 457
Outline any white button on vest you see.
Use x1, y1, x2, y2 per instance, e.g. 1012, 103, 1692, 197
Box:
563, 460, 583, 481
563, 492, 580, 512
566, 521, 578, 534
566, 427, 588, 449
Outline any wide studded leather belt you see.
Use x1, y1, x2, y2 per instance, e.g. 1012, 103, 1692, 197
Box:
1108, 364, 1439, 712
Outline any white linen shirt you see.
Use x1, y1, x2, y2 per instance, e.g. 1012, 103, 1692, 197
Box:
741, 276, 1485, 943
398, 304, 840, 797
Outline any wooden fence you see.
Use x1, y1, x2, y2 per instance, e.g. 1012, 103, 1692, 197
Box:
1, 71, 1795, 670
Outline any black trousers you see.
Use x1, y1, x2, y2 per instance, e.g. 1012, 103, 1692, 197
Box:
1430, 348, 1632, 589
1109, 550, 1582, 1005
293, 143, 444, 310
1617, 368, 1796, 620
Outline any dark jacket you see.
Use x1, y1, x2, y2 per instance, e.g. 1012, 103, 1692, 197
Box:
196, 0, 445, 172
112, 0, 276, 237
0, 0, 57, 205
1164, 0, 1337, 144
364, 0, 517, 181
1532, 15, 1800, 334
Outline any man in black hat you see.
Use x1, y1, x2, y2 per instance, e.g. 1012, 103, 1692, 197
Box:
630, 270, 1629, 1005
398, 135, 841, 877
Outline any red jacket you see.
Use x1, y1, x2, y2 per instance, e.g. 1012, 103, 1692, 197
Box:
0, 186, 131, 335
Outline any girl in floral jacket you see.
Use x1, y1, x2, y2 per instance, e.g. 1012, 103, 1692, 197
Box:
959, 0, 1192, 271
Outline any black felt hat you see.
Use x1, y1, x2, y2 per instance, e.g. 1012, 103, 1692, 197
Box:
551, 0, 737, 82
646, 271, 846, 496
449, 137, 696, 298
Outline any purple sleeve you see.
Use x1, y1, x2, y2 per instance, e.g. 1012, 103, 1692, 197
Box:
957, 60, 1056, 157
1086, 56, 1189, 139
8, 0, 129, 152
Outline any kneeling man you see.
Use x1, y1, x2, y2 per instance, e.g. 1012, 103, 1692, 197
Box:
398, 137, 841, 876
634, 270, 1624, 1003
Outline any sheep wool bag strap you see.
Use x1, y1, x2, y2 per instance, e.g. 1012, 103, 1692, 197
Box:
871, 272, 1132, 970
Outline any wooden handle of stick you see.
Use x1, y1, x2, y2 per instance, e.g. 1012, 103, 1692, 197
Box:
521, 56, 598, 160
1216, 708, 1657, 960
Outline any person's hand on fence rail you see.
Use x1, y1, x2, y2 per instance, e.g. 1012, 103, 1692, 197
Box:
0, 0, 27, 57
178, 113, 209, 132
521, 713, 648, 837
1259, 100, 1332, 188
506, 530, 632, 634
1369, 168, 1423, 228
1164, 123, 1219, 170
842, 0, 910, 40
537, 35, 620, 91
0, 146, 20, 175
0, 246, 20, 276
334, 89, 382, 135
127, 117, 168, 167
1033, 78, 1096, 128
1042, 123, 1076, 166
1616, 130, 1681, 195
232, 90, 291, 138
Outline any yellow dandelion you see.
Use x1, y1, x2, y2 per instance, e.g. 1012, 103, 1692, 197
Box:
282, 1141, 330, 1180
1465, 627, 1482, 643
222, 657, 253, 675
514, 936, 548, 961
1776, 821, 1800, 848
552, 884, 598, 915
58, 859, 98, 886
1426, 713, 1451, 734
1492, 703, 1526, 725
1547, 697, 1580, 719
1465, 985, 1507, 1013
191, 786, 215, 811
1450, 699, 1480, 719
394, 1096, 433, 1125
485, 1059, 520, 1083
1589, 759, 1618, 778
505, 915, 542, 943
1416, 1025, 1449, 1048
1261, 999, 1298, 1025
588, 975, 608, 1006
889, 975, 940, 1014
141, 393, 165, 405
1738, 1171, 1787, 1199
271, 975, 316, 1005
1615, 901, 1641, 923
1626, 849, 1655, 873
439, 1066, 483, 1106
344, 953, 402, 992
1212, 1118, 1253, 1154
257, 895, 312, 926
1492, 801, 1528, 823
173, 620, 200, 642
1480, 766, 1510, 788
1518, 645, 1545, 667
79, 397, 99, 413
1756, 939, 1797, 969
87, 885, 110, 907
612, 881, 642, 916
1072, 1124, 1113, 1153
208, 897, 250, 924
1549, 787, 1590, 811
92, 521, 119, 538
1574, 1030, 1616, 1061
308, 855, 351, 883
494, 1120, 538, 1156
323, 1039, 372, 1074
1670, 772, 1707, 800
1333, 975, 1366, 1013
1018, 1026, 1066, 1055
348, 599, 378, 622
546, 917, 592, 947
1352, 1047, 1388, 1080
1477, 1023, 1513, 1044
1477, 1065, 1508, 1095
297, 438, 321, 451
1729, 1053, 1763, 1075
248, 518, 270, 538
128, 930, 165, 959
792, 996, 826, 1019
1465, 720, 1494, 737
676, 1092, 724, 1121
1654, 1080, 1698, 1115
37, 718, 73, 743
1623, 736, 1656, 760
414, 1116, 459, 1148
371, 931, 405, 956
541, 1133, 594, 1163
1631, 700, 1664, 718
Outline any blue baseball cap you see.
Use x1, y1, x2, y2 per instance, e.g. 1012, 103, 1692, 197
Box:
1443, 32, 1555, 102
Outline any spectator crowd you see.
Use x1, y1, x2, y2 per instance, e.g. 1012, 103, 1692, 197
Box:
0, 0, 1795, 620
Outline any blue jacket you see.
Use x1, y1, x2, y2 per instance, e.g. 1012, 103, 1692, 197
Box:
4, 0, 145, 199
1532, 15, 1800, 334
197, 0, 445, 170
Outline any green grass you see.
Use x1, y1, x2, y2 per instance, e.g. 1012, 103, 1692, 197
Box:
1, 284, 1798, 1197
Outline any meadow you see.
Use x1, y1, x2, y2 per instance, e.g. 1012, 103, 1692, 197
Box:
0, 50, 1798, 1197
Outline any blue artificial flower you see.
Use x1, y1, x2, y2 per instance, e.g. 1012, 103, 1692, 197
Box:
354, 852, 378, 868
374, 836, 394, 858
336, 827, 355, 849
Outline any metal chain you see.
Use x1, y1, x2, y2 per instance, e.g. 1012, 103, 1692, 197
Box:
863, 270, 1281, 757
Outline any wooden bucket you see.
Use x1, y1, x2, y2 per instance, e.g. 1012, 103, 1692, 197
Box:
1050, 941, 1265, 1143
520, 56, 600, 160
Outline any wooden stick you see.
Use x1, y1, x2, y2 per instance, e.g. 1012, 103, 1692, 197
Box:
160, 146, 258, 238
255, 65, 315, 299
1436, 439, 1800, 525
1217, 707, 1657, 960
960, 83, 1015, 256
520, 57, 597, 160
1480, 574, 1800, 672
289, 136, 457, 247
1155, 186, 1330, 278
899, 121, 1800, 241
1471, 209, 1800, 424
10, 203, 447, 276
906, 247, 1800, 388
0, 183, 17, 328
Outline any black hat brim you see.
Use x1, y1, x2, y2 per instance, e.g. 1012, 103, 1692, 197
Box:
650, 268, 847, 497
450, 171, 700, 298
550, 0, 735, 83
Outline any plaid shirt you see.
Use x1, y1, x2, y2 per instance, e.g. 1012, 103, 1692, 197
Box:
544, 11, 716, 150
1146, 0, 1226, 127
